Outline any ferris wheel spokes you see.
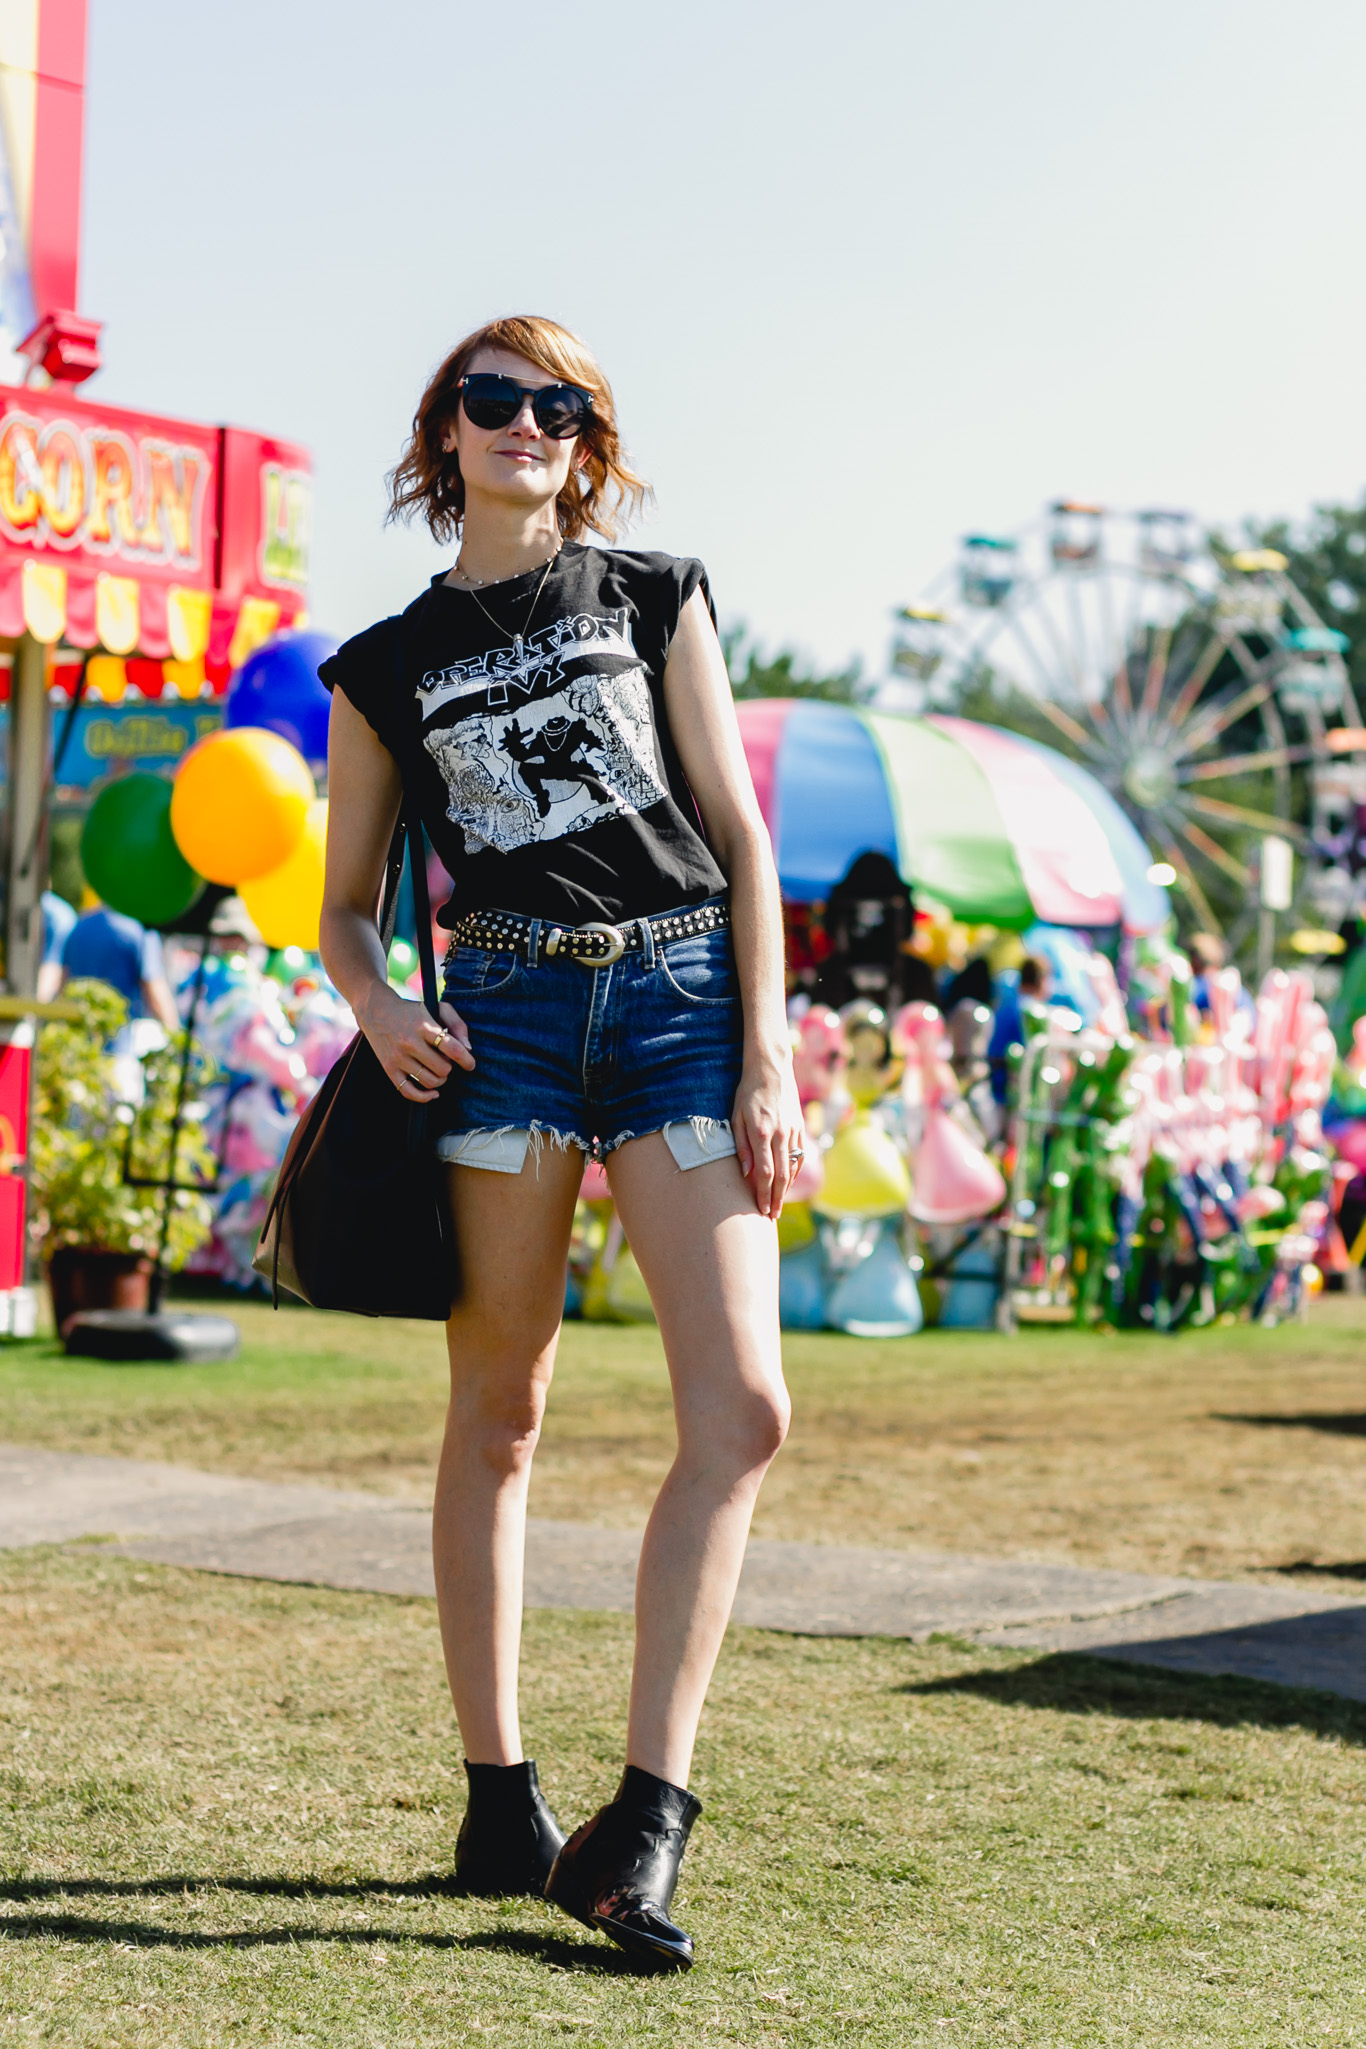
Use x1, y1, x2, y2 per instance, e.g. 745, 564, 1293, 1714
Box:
1176, 820, 1250, 887
1174, 676, 1275, 759
1138, 621, 1173, 724
1179, 742, 1321, 784
1155, 626, 1231, 734
895, 502, 1359, 945
1152, 833, 1220, 932
1183, 791, 1312, 845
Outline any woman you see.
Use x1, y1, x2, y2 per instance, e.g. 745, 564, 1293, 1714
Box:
319, 315, 800, 1971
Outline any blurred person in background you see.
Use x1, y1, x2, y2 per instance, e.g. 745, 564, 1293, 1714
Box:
1187, 931, 1254, 1026
37, 889, 76, 1002
988, 953, 1050, 1105
61, 900, 179, 1034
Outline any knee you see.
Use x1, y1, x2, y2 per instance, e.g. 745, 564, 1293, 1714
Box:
467, 1382, 547, 1477
712, 1382, 791, 1479
753, 1385, 792, 1467
448, 1347, 551, 1479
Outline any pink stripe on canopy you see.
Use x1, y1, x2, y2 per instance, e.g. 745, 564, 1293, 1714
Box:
927, 716, 1126, 926
735, 697, 786, 843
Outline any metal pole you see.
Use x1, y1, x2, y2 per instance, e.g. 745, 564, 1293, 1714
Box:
1258, 834, 1293, 988
5, 634, 50, 999
146, 930, 210, 1314
1, 634, 50, 1310
1257, 906, 1275, 987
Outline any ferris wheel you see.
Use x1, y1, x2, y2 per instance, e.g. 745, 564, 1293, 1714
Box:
888, 504, 1364, 945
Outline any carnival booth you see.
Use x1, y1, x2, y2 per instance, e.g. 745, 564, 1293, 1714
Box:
571, 701, 1335, 1335
735, 700, 1170, 974
734, 702, 1170, 1334
0, 0, 321, 1336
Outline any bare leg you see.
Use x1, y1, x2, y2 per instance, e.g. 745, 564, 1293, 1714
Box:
433, 1145, 582, 1764
606, 1133, 789, 1786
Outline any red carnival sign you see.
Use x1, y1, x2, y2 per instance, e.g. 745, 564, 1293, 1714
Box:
0, 384, 310, 670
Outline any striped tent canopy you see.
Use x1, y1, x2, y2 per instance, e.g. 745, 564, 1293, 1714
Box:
736, 700, 1170, 934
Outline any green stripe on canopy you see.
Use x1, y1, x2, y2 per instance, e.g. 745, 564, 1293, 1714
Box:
861, 712, 1035, 927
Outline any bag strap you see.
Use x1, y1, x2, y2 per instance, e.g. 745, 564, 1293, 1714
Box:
389, 620, 442, 1017
259, 618, 442, 1309
379, 816, 406, 953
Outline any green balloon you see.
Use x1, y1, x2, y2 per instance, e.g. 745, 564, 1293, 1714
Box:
81, 773, 203, 927
387, 937, 419, 980
265, 945, 312, 982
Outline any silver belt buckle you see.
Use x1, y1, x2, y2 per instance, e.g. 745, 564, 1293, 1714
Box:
572, 920, 626, 966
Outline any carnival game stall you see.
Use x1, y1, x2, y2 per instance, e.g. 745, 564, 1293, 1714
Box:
80, 654, 349, 1294
0, 0, 330, 1334
568, 704, 1335, 1335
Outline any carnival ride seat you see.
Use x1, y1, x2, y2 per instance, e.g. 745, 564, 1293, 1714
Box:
1136, 509, 1197, 577
1049, 500, 1104, 568
959, 535, 1018, 608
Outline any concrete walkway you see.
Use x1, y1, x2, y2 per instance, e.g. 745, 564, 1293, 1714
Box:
3, 1443, 1363, 1703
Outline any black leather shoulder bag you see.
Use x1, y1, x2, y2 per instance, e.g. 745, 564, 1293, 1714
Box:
253, 627, 459, 1319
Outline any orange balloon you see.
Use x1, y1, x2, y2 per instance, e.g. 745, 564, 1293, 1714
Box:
170, 726, 314, 884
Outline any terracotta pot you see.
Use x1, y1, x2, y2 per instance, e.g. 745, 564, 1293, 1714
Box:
47, 1247, 153, 1335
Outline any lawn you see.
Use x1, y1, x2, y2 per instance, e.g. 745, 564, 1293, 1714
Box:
2, 1546, 1364, 2046
0, 1295, 1364, 1582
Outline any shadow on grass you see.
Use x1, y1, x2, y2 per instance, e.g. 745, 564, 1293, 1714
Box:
1, 1876, 469, 1903
1273, 1560, 1366, 1584
1213, 1410, 1366, 1438
0, 1902, 633, 1971
900, 1651, 1366, 1742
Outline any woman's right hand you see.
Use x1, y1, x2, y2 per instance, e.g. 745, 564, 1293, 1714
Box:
355, 983, 475, 1104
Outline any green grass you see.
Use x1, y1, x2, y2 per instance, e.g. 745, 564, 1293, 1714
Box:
2, 1547, 1364, 2046
2, 1295, 1366, 1580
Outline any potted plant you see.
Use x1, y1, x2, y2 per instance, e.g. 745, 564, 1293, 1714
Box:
31, 978, 217, 1332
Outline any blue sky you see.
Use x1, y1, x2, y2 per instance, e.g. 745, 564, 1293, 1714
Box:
82, 0, 1366, 676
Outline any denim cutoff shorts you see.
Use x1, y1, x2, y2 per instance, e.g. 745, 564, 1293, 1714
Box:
434, 895, 743, 1175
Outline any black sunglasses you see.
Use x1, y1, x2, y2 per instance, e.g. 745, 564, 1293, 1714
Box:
457, 374, 593, 440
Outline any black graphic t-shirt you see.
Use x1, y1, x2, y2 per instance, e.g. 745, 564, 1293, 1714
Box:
320, 545, 729, 927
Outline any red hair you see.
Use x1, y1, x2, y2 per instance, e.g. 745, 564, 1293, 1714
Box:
387, 314, 649, 546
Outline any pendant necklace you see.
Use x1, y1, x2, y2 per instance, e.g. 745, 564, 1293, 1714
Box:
452, 546, 560, 664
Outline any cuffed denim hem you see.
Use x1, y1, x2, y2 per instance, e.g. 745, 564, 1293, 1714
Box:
436, 1117, 737, 1176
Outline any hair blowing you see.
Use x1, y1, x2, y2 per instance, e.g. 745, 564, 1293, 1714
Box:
387, 315, 650, 547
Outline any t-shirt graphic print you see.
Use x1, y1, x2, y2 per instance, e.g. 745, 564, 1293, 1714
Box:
319, 545, 730, 927
419, 608, 668, 857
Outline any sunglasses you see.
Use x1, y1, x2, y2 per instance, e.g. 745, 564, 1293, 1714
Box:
457, 374, 593, 440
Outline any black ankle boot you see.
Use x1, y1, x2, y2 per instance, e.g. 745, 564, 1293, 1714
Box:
452, 1759, 565, 1898
545, 1765, 702, 1970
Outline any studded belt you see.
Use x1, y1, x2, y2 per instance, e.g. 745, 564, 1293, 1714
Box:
443, 898, 729, 969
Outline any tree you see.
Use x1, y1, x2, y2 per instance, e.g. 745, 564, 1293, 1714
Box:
931, 661, 1090, 761
723, 625, 868, 703
1242, 495, 1366, 708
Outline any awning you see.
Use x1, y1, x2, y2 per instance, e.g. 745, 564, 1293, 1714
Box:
0, 560, 298, 672
0, 381, 310, 695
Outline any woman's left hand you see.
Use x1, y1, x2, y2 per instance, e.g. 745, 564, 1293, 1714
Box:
732, 1053, 806, 1221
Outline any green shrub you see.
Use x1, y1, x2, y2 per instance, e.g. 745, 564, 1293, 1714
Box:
30, 977, 216, 1268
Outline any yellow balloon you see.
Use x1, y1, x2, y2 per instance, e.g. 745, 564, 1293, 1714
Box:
170, 726, 314, 884
241, 799, 327, 949
813, 1109, 911, 1217
776, 1200, 816, 1252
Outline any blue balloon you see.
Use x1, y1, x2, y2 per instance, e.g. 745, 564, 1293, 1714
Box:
225, 629, 339, 764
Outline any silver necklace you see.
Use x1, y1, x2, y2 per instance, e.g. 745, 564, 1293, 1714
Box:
454, 548, 559, 666
452, 541, 560, 589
